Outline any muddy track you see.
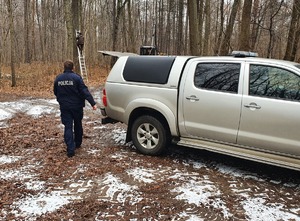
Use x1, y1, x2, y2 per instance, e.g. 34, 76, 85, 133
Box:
0, 93, 299, 220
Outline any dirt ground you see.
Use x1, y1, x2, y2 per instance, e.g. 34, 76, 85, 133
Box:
0, 88, 300, 221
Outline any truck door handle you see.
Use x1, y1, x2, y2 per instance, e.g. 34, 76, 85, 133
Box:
244, 103, 261, 109
186, 95, 199, 102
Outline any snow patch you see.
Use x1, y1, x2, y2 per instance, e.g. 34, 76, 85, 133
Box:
100, 173, 142, 204
127, 167, 156, 183
112, 128, 126, 144
0, 155, 22, 165
172, 179, 232, 219
242, 197, 300, 221
11, 191, 76, 217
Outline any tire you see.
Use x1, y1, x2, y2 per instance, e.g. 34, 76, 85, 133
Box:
131, 115, 169, 155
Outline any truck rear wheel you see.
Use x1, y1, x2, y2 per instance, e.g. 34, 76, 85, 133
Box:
131, 115, 169, 155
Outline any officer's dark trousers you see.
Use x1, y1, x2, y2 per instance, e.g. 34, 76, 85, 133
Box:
60, 107, 83, 155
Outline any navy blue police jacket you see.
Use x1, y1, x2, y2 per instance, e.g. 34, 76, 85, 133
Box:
54, 70, 96, 109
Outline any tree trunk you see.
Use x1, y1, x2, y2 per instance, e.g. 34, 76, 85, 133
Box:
158, 0, 164, 53
250, 0, 261, 51
284, 0, 300, 61
165, 0, 174, 54
111, 0, 129, 66
64, 0, 73, 59
291, 24, 300, 61
127, 0, 135, 53
220, 0, 240, 55
7, 0, 16, 87
72, 0, 80, 73
143, 1, 148, 45
36, 0, 45, 62
24, 0, 31, 63
266, 0, 284, 58
214, 0, 224, 55
31, 0, 36, 61
198, 0, 204, 55
42, 1, 50, 61
188, 0, 200, 55
239, 0, 252, 51
112, 0, 129, 51
176, 0, 184, 55
203, 0, 211, 55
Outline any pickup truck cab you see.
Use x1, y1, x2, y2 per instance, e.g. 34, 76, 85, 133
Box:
101, 53, 300, 171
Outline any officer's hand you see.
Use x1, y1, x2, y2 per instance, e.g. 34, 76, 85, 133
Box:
92, 105, 97, 110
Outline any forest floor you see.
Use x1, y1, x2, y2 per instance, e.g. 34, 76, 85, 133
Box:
0, 65, 300, 220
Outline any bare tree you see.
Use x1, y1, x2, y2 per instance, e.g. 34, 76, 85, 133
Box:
24, 0, 31, 63
6, 0, 16, 87
284, 0, 300, 61
158, 0, 165, 53
188, 0, 200, 55
239, 0, 253, 51
203, 0, 211, 55
220, 0, 240, 55
127, 0, 135, 53
0, 0, 10, 78
43, 1, 51, 61
72, 0, 81, 72
36, 0, 45, 62
62, 0, 81, 66
198, 0, 204, 55
214, 0, 224, 55
112, 0, 129, 51
31, 0, 36, 61
110, 0, 129, 66
176, 0, 184, 55
164, 0, 174, 54
250, 0, 263, 51
266, 0, 284, 58
1, 0, 300, 71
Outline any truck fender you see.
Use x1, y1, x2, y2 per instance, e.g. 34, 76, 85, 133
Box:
124, 98, 178, 137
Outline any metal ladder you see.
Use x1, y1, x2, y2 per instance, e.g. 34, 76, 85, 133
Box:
77, 47, 88, 82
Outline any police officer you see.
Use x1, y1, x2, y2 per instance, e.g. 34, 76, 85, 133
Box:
54, 60, 97, 158
76, 32, 84, 54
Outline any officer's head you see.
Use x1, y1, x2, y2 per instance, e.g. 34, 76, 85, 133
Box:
64, 60, 74, 71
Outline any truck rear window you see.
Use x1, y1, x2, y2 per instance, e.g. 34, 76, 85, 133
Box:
123, 56, 175, 84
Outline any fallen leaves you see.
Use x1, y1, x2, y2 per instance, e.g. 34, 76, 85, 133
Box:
0, 62, 107, 100
1, 90, 300, 220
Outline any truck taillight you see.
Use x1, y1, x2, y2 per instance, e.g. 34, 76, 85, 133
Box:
102, 88, 107, 107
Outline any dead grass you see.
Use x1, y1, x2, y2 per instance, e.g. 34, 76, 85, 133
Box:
0, 62, 108, 98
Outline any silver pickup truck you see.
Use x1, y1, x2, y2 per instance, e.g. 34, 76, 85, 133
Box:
100, 53, 300, 171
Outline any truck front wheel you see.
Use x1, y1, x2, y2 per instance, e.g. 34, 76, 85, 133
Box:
131, 115, 169, 155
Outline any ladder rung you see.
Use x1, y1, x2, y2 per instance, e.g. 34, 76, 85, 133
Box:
77, 50, 88, 82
